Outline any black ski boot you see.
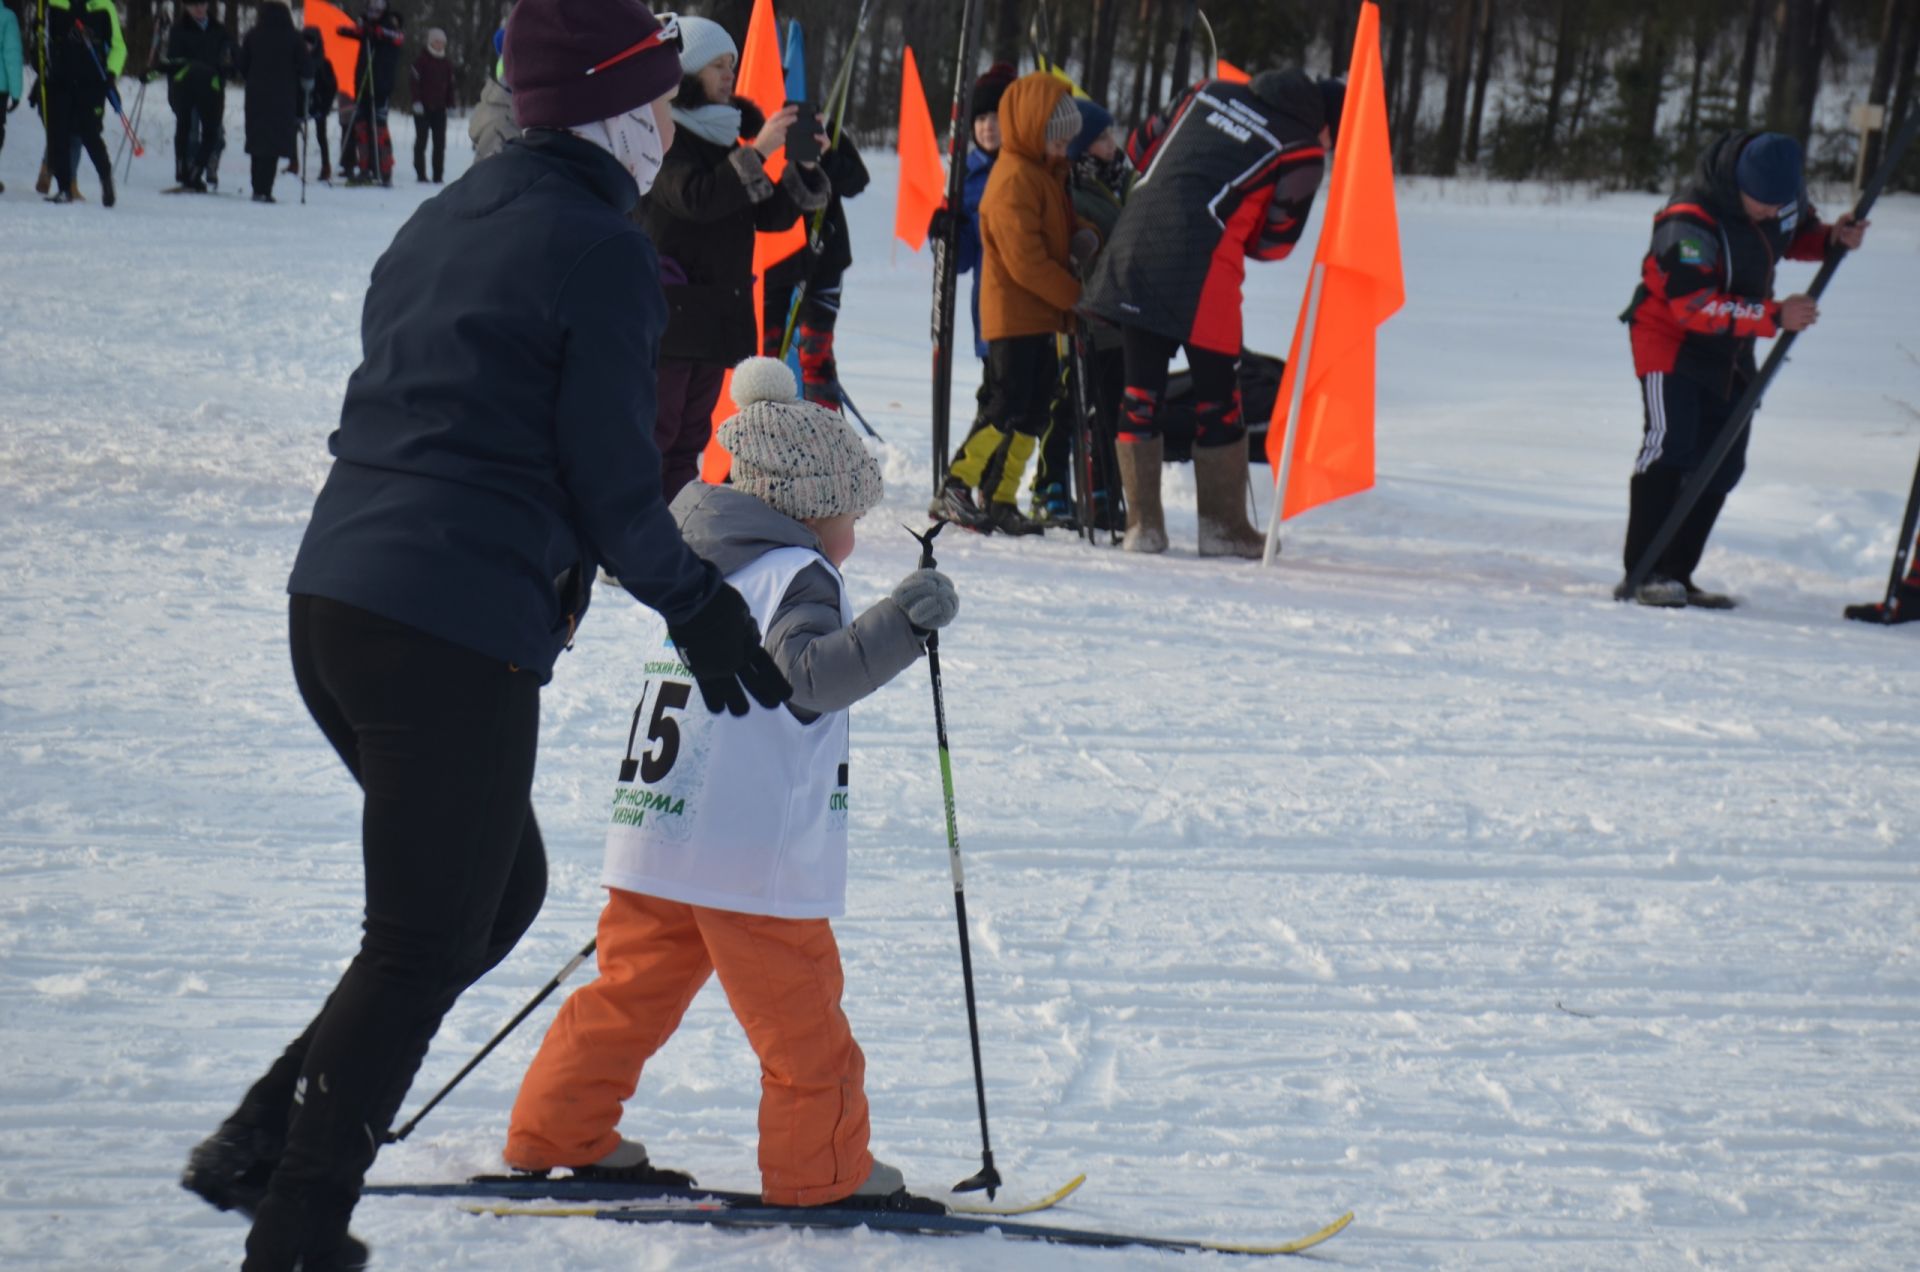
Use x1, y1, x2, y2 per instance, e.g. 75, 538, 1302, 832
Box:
183, 1120, 279, 1216
935, 479, 993, 533
1682, 582, 1737, 610
243, 1188, 371, 1271
986, 500, 1045, 536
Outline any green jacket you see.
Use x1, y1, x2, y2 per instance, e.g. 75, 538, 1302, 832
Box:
48, 0, 126, 78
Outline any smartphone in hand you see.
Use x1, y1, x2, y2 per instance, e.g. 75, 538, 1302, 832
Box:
785, 102, 821, 165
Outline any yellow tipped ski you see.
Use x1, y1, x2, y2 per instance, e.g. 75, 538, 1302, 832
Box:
950, 1172, 1086, 1216
1202, 1209, 1354, 1255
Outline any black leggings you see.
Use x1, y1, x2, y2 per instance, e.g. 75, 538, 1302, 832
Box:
233, 596, 548, 1209
1119, 326, 1244, 447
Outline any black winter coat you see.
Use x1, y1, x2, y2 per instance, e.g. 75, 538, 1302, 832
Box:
238, 4, 310, 160
304, 32, 338, 120
161, 14, 231, 100
288, 132, 722, 679
766, 134, 870, 291
638, 99, 831, 365
340, 11, 403, 102
1082, 71, 1326, 356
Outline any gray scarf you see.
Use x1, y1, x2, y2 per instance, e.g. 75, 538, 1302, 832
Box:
672, 103, 743, 148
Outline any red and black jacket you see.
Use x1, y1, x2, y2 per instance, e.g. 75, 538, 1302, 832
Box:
1081, 70, 1326, 356
1624, 130, 1831, 394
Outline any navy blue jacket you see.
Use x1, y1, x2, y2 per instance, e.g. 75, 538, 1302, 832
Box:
289, 131, 722, 680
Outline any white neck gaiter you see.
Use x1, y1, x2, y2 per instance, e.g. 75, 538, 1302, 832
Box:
571, 107, 666, 196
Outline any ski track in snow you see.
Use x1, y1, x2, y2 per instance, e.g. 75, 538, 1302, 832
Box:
4, 104, 1919, 1270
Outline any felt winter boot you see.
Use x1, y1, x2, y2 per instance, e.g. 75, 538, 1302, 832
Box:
1192, 438, 1265, 558
1115, 436, 1168, 554
35, 160, 51, 195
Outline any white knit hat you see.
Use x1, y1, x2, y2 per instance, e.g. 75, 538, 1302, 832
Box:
676, 15, 738, 77
718, 359, 883, 522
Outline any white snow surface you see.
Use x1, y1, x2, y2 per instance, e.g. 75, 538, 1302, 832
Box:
4, 105, 1920, 1272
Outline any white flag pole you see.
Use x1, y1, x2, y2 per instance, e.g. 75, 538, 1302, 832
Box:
1263, 261, 1328, 568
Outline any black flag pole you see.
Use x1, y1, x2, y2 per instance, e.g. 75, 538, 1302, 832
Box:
1619, 106, 1920, 602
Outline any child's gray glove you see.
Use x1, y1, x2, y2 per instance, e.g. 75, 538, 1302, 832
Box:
891, 569, 959, 634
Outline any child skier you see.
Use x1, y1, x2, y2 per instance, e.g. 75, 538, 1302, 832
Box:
505, 356, 961, 1211
936, 71, 1083, 537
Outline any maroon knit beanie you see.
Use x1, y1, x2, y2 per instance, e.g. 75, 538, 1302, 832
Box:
505, 0, 683, 131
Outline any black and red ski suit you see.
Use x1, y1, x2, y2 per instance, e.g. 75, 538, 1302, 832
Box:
1619, 129, 1833, 583
1080, 71, 1325, 448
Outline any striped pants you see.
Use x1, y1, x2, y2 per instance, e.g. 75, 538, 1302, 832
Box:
1624, 371, 1747, 581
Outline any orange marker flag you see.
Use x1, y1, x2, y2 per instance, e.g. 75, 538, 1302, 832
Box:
895, 46, 945, 251
703, 0, 795, 486
1216, 59, 1250, 85
303, 0, 360, 101
1265, 0, 1403, 535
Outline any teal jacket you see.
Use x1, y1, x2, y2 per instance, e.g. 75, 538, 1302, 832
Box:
1, 5, 25, 101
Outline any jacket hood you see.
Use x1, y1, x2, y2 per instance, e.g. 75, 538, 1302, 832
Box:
1694, 130, 1763, 211
1248, 68, 1325, 137
670, 483, 824, 578
998, 73, 1071, 165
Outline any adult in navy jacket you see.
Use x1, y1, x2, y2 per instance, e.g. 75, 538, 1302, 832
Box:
180, 3, 790, 1268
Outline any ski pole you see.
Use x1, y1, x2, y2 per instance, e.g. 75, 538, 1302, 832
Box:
1849, 446, 1920, 624
300, 117, 308, 204
836, 382, 882, 442
73, 17, 143, 158
1621, 105, 1920, 602
905, 521, 1001, 1200
929, 0, 990, 498
385, 936, 598, 1143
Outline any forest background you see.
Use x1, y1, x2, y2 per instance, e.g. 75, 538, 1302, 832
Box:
57, 0, 1920, 191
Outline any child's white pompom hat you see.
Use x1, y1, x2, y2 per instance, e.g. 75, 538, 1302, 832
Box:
717, 358, 884, 522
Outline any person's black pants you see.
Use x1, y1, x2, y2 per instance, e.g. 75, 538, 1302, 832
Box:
412, 106, 446, 180
236, 596, 547, 1260
172, 84, 223, 182
1119, 325, 1243, 446
1623, 370, 1748, 582
251, 152, 278, 199
48, 83, 110, 195
1038, 337, 1124, 505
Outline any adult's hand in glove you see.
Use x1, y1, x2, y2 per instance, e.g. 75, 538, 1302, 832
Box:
891, 569, 959, 634
925, 207, 956, 241
666, 584, 793, 716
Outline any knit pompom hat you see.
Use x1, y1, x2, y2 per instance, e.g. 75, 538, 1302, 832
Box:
505, 0, 683, 131
718, 359, 883, 522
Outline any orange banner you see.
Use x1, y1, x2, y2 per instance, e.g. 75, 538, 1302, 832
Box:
894, 46, 945, 251
1216, 59, 1250, 85
1267, 1, 1404, 520
703, 0, 795, 485
302, 0, 360, 102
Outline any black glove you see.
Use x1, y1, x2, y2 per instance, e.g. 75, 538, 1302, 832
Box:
666, 584, 793, 717
1, 93, 11, 114
926, 206, 956, 241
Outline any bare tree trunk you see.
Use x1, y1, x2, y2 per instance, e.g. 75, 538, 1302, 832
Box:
1130, 0, 1156, 124
1146, 0, 1174, 115
1733, 0, 1766, 126
1432, 0, 1477, 175
1465, 0, 1498, 163
1766, 0, 1804, 134
990, 0, 1024, 67
1090, 0, 1125, 104
1568, 31, 1604, 140
1682, 11, 1712, 158
1384, 0, 1410, 125
1396, 0, 1432, 169
1892, 0, 1920, 143
1793, 0, 1836, 144
1543, 0, 1580, 149
1621, 2, 1670, 190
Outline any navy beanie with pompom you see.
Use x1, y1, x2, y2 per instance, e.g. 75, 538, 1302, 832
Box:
1735, 133, 1803, 206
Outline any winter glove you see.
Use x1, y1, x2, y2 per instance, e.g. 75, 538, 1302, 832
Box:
1069, 226, 1101, 276
666, 584, 794, 716
925, 207, 956, 241
891, 569, 959, 635
411, 101, 423, 115
0, 93, 10, 113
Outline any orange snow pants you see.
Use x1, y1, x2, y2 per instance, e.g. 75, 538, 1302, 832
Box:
504, 888, 872, 1206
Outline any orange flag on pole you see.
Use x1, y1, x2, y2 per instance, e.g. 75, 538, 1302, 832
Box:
303, 0, 360, 101
894, 46, 946, 251
703, 0, 796, 485
1263, 0, 1403, 557
1216, 59, 1250, 85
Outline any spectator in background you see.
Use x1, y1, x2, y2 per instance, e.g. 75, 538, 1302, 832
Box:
236, 0, 310, 203
637, 14, 828, 502
762, 129, 869, 410
0, 0, 22, 194
926, 61, 1015, 518
408, 25, 453, 182
468, 22, 519, 162
338, 0, 403, 185
44, 0, 124, 206
288, 26, 337, 183
157, 0, 229, 192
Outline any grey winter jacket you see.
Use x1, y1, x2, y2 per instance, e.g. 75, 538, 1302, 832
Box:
672, 484, 927, 722
469, 77, 519, 162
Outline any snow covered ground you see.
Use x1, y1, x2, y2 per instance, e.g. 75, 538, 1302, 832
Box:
4, 101, 1919, 1271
